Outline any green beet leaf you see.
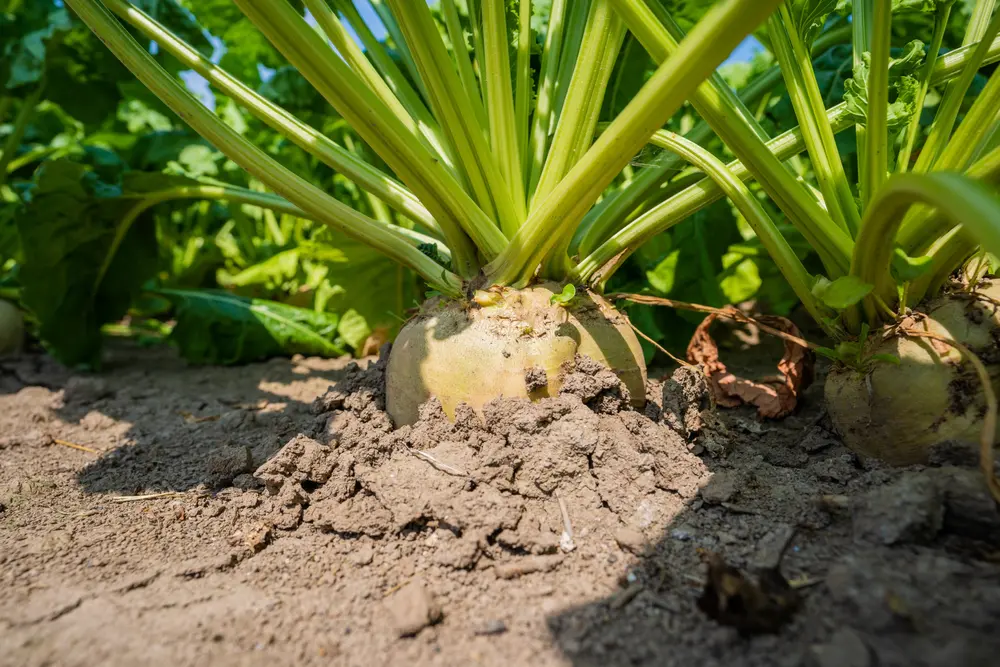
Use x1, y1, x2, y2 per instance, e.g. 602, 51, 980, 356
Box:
843, 41, 925, 132
549, 283, 576, 306
158, 288, 347, 365
811, 274, 874, 310
15, 160, 169, 369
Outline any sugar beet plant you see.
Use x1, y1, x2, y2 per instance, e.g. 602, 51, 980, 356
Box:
67, 0, 1000, 460
65, 0, 783, 425
571, 0, 1000, 472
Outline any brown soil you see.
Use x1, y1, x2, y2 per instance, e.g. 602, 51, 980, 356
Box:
2, 343, 1000, 667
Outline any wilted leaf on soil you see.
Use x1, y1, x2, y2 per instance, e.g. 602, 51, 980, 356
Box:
686, 308, 814, 418
697, 551, 800, 636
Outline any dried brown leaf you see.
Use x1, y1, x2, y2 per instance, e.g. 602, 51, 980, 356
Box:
686, 309, 814, 418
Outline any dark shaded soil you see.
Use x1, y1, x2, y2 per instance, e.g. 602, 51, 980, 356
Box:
1, 343, 999, 667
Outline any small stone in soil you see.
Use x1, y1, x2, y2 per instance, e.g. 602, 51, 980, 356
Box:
927, 439, 979, 468
700, 471, 737, 504
809, 627, 871, 667
231, 473, 262, 491
851, 472, 944, 545
385, 579, 442, 637
62, 377, 112, 404
205, 445, 253, 487
350, 545, 375, 566
473, 620, 507, 636
245, 523, 273, 553
927, 467, 1000, 542
494, 554, 564, 579
614, 527, 648, 556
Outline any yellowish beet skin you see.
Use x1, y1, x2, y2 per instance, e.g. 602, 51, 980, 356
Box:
385, 282, 647, 426
825, 281, 1000, 465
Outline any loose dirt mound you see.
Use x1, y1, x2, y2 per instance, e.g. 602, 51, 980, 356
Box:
253, 351, 707, 571
2, 344, 1000, 667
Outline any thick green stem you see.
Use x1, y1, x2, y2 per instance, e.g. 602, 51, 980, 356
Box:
439, 0, 488, 129
304, 0, 450, 168
485, 0, 784, 286
0, 83, 44, 189
550, 0, 593, 132
853, 0, 874, 192
574, 24, 855, 259
578, 34, 1000, 285
482, 0, 527, 222
851, 172, 1000, 322
103, 0, 442, 239
607, 0, 852, 278
366, 0, 426, 100
897, 3, 952, 173
861, 0, 892, 209
907, 149, 1000, 253
64, 0, 463, 296
619, 131, 827, 325
527, 0, 568, 197
515, 0, 533, 178
769, 8, 861, 235
231, 0, 497, 272
531, 0, 626, 208
914, 3, 1000, 173
575, 107, 855, 284
388, 0, 523, 235
934, 62, 1000, 172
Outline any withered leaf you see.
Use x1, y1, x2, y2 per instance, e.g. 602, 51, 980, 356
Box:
686, 308, 814, 418
696, 551, 800, 636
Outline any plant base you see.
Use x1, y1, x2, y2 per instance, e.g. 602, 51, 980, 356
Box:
825, 281, 1000, 465
385, 282, 647, 426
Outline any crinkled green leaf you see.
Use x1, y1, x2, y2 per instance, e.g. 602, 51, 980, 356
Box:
786, 0, 838, 46
719, 251, 762, 304
337, 309, 371, 351
811, 274, 874, 310
843, 41, 925, 134
13, 160, 179, 368
319, 237, 418, 346
646, 250, 681, 294
158, 288, 347, 365
0, 7, 72, 90
216, 243, 349, 291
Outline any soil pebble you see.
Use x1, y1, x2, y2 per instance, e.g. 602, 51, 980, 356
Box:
523, 366, 547, 393
699, 470, 737, 504
613, 527, 648, 555
851, 472, 944, 545
204, 444, 253, 487
809, 627, 872, 667
473, 619, 508, 636
385, 579, 442, 637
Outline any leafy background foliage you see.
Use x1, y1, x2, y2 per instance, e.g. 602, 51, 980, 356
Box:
0, 0, 994, 369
